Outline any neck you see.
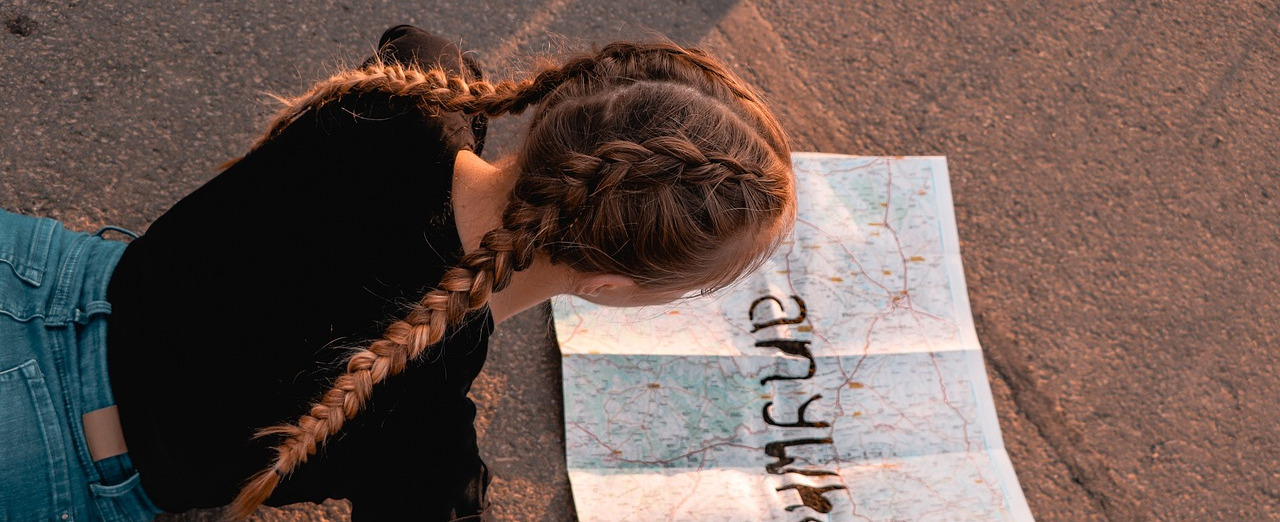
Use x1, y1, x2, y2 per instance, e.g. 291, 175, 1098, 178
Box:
452, 150, 576, 324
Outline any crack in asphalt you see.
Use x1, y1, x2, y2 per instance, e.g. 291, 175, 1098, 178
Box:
978, 310, 1145, 522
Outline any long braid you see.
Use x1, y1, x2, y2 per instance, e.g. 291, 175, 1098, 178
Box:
228, 63, 571, 518
229, 224, 540, 518
248, 54, 603, 152
231, 40, 793, 518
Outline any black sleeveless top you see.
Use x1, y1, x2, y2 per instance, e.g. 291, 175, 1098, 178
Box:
106, 29, 494, 520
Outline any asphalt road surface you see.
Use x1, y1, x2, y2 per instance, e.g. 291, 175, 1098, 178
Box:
2, 1, 1277, 520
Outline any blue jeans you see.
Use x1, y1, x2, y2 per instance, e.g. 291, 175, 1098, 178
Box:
0, 209, 163, 522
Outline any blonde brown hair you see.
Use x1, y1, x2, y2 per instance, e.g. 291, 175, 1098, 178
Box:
230, 41, 794, 517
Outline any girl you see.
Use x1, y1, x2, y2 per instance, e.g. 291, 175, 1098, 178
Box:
0, 25, 794, 521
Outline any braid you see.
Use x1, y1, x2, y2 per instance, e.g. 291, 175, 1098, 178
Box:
247, 54, 602, 152
229, 61, 574, 517
230, 225, 537, 518
531, 133, 782, 285
561, 137, 771, 198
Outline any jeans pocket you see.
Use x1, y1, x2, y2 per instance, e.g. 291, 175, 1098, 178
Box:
0, 358, 71, 521
89, 471, 163, 522
0, 210, 58, 322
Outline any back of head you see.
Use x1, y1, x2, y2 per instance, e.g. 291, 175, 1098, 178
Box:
507, 42, 795, 294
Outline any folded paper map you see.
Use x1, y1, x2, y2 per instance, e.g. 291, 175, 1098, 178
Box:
553, 154, 1033, 521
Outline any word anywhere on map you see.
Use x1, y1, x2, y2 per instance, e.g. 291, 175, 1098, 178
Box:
750, 294, 846, 518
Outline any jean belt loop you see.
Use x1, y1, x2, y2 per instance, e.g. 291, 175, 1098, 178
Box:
72, 302, 113, 325
93, 225, 139, 241
45, 235, 91, 327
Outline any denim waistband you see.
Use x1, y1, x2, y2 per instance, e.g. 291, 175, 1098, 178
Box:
0, 211, 127, 323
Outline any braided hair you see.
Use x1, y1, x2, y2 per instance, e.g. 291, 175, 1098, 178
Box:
230, 41, 794, 518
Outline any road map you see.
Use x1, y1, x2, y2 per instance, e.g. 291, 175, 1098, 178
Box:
552, 154, 1034, 521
